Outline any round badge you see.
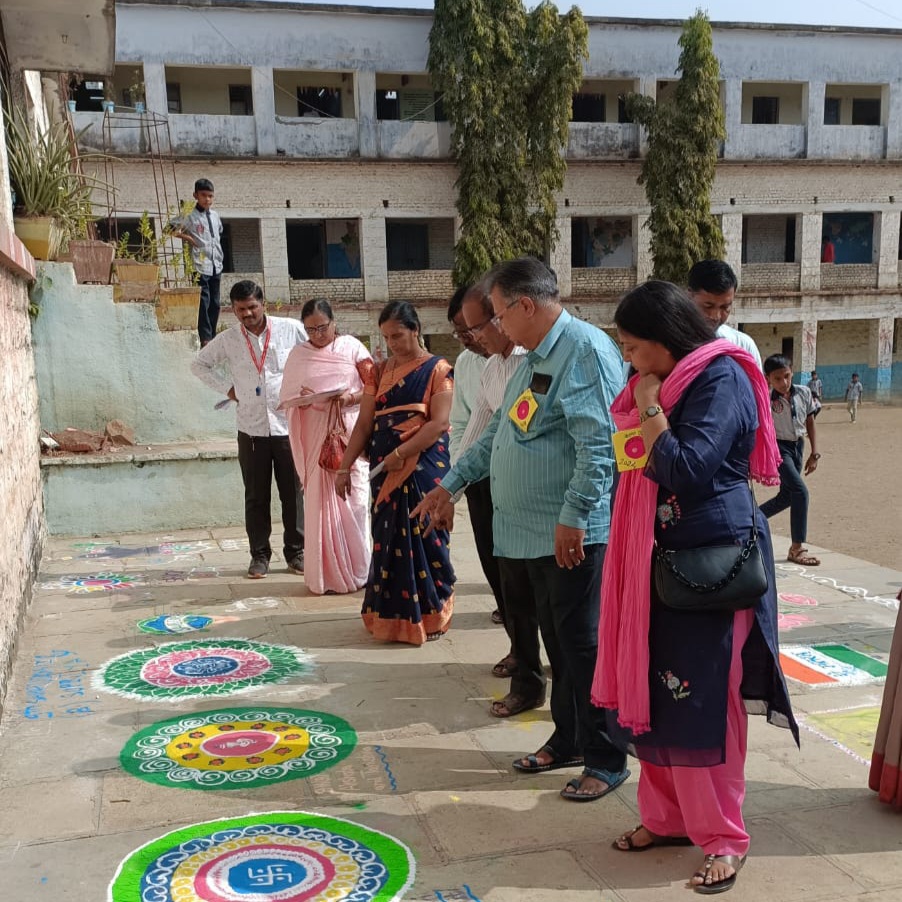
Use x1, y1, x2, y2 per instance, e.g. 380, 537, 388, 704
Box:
120, 707, 357, 790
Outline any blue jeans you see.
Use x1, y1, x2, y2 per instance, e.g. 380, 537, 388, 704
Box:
501, 544, 626, 773
197, 273, 221, 343
759, 438, 808, 544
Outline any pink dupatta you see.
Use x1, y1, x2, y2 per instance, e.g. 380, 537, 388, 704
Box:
591, 339, 781, 735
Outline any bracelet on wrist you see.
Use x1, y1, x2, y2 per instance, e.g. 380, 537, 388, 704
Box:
394, 448, 404, 461
336, 468, 350, 474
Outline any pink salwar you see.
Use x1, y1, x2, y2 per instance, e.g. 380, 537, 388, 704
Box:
281, 335, 371, 595
637, 608, 755, 857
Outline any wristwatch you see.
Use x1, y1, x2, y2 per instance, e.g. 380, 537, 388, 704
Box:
640, 404, 664, 423
811, 452, 821, 460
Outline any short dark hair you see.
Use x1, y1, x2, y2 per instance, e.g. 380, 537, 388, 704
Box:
763, 354, 793, 375
378, 300, 421, 334
687, 259, 737, 295
301, 298, 334, 321
851, 372, 859, 378
194, 178, 214, 193
483, 257, 558, 307
230, 279, 264, 303
447, 285, 471, 322
614, 280, 716, 361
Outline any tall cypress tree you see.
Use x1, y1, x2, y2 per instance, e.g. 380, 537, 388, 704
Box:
429, 0, 587, 285
627, 11, 725, 283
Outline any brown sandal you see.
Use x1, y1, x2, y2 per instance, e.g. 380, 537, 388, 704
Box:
613, 825, 693, 852
787, 547, 820, 566
491, 654, 517, 678
489, 692, 545, 718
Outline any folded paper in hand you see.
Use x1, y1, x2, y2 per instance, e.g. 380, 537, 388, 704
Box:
278, 386, 347, 410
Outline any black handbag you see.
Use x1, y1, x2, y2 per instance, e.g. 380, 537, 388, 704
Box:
653, 485, 768, 612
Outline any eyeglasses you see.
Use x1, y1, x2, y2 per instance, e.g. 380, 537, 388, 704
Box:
490, 296, 523, 329
306, 322, 333, 336
450, 328, 472, 341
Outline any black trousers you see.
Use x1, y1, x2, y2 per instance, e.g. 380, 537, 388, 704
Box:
197, 273, 221, 343
499, 544, 626, 773
236, 431, 304, 560
464, 478, 505, 613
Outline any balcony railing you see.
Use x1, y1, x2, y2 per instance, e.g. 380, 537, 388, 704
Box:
289, 278, 365, 304
740, 263, 801, 292
388, 269, 454, 300
820, 263, 879, 290
168, 114, 258, 156
726, 125, 806, 160
274, 117, 359, 158
376, 121, 451, 159
571, 267, 636, 297
814, 126, 886, 161
567, 123, 639, 159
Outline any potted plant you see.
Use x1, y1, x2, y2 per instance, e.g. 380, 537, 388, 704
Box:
67, 208, 115, 284
4, 104, 91, 260
113, 211, 161, 283
126, 68, 146, 113
157, 203, 202, 329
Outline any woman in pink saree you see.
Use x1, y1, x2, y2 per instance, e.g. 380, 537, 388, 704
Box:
280, 299, 373, 594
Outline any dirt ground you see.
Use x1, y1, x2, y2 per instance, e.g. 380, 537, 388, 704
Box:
757, 403, 902, 569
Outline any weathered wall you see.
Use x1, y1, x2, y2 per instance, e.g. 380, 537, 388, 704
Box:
31, 264, 234, 443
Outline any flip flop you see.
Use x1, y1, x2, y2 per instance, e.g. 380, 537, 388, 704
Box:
491, 654, 517, 678
512, 744, 583, 773
560, 766, 631, 802
490, 692, 544, 719
612, 825, 693, 852
692, 854, 747, 894
491, 609, 504, 625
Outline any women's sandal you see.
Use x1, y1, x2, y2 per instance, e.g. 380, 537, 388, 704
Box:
491, 654, 517, 678
787, 547, 820, 566
692, 854, 746, 894
512, 744, 583, 773
612, 825, 693, 852
560, 766, 631, 802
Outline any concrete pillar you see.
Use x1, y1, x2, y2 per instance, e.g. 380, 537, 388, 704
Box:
356, 70, 377, 158
259, 216, 290, 304
721, 213, 743, 286
251, 67, 276, 157
722, 78, 742, 160
550, 213, 571, 299
636, 77, 656, 157
634, 214, 653, 281
875, 210, 901, 289
800, 212, 822, 291
801, 319, 818, 378
887, 81, 902, 159
361, 215, 389, 303
143, 62, 167, 116
872, 315, 894, 401
805, 81, 826, 159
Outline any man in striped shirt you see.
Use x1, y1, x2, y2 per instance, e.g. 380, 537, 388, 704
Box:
414, 257, 629, 803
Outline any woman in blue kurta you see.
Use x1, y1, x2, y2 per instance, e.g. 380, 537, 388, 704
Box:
336, 301, 455, 645
593, 281, 798, 894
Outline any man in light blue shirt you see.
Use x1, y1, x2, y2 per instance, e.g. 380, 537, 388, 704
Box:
414, 257, 629, 803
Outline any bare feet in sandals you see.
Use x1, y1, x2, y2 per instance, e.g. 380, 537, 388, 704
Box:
490, 692, 545, 718
787, 544, 820, 566
690, 853, 746, 894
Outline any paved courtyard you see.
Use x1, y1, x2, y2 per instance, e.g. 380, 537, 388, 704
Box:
1, 513, 900, 900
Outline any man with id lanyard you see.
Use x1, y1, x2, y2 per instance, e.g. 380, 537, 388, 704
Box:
413, 257, 629, 803
191, 280, 307, 579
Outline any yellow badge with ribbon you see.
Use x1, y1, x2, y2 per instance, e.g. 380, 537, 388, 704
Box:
613, 427, 648, 472
508, 388, 539, 432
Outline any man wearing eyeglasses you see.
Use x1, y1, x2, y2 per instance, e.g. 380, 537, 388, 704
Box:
413, 257, 628, 803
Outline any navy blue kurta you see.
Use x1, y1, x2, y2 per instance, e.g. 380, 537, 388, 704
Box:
609, 356, 799, 766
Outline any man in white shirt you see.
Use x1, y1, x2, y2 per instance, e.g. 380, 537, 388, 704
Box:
448, 285, 488, 465
687, 260, 762, 367
191, 280, 307, 579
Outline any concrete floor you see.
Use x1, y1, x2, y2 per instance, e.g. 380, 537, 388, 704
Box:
1, 512, 900, 901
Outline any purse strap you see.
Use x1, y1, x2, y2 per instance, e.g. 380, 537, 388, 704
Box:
655, 481, 759, 594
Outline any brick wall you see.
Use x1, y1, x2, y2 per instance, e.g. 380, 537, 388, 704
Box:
820, 263, 878, 290
289, 278, 364, 303
388, 269, 454, 300
221, 272, 264, 302
740, 263, 801, 291
571, 267, 636, 297
427, 219, 455, 270
744, 215, 789, 263
0, 266, 44, 709
225, 219, 262, 271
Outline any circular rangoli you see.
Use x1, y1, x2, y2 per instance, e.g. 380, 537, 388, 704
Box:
108, 811, 415, 902
120, 707, 357, 790
94, 639, 312, 701
137, 614, 215, 635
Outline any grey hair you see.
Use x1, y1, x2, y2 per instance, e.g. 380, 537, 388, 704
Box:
482, 257, 559, 307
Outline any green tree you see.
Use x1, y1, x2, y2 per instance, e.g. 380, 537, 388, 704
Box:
626, 11, 725, 283
429, 0, 587, 285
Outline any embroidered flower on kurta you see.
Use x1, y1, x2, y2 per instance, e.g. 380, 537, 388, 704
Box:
659, 670, 691, 700
656, 494, 682, 529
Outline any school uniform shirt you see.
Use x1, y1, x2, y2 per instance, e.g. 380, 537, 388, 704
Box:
442, 309, 624, 559
717, 323, 762, 368
845, 381, 864, 401
449, 348, 487, 464
770, 383, 817, 442
191, 316, 307, 437
174, 205, 224, 276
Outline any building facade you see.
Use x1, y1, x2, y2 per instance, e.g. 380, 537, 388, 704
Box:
81, 1, 902, 398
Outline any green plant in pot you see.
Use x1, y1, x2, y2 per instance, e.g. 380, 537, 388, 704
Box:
157, 201, 202, 329
4, 104, 91, 260
66, 206, 116, 284
112, 211, 163, 301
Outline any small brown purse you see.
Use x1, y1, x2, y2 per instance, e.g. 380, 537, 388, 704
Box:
318, 398, 348, 471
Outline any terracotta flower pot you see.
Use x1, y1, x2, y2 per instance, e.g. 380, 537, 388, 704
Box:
69, 239, 115, 284
113, 259, 160, 283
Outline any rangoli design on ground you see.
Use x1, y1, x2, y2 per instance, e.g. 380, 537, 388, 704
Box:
108, 810, 415, 901
120, 707, 357, 790
39, 572, 146, 594
138, 615, 217, 635
94, 639, 312, 701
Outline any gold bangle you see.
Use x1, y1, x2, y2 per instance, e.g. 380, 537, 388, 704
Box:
394, 448, 404, 461
336, 468, 350, 474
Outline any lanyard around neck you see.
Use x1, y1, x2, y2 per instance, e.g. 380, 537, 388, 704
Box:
241, 323, 271, 380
